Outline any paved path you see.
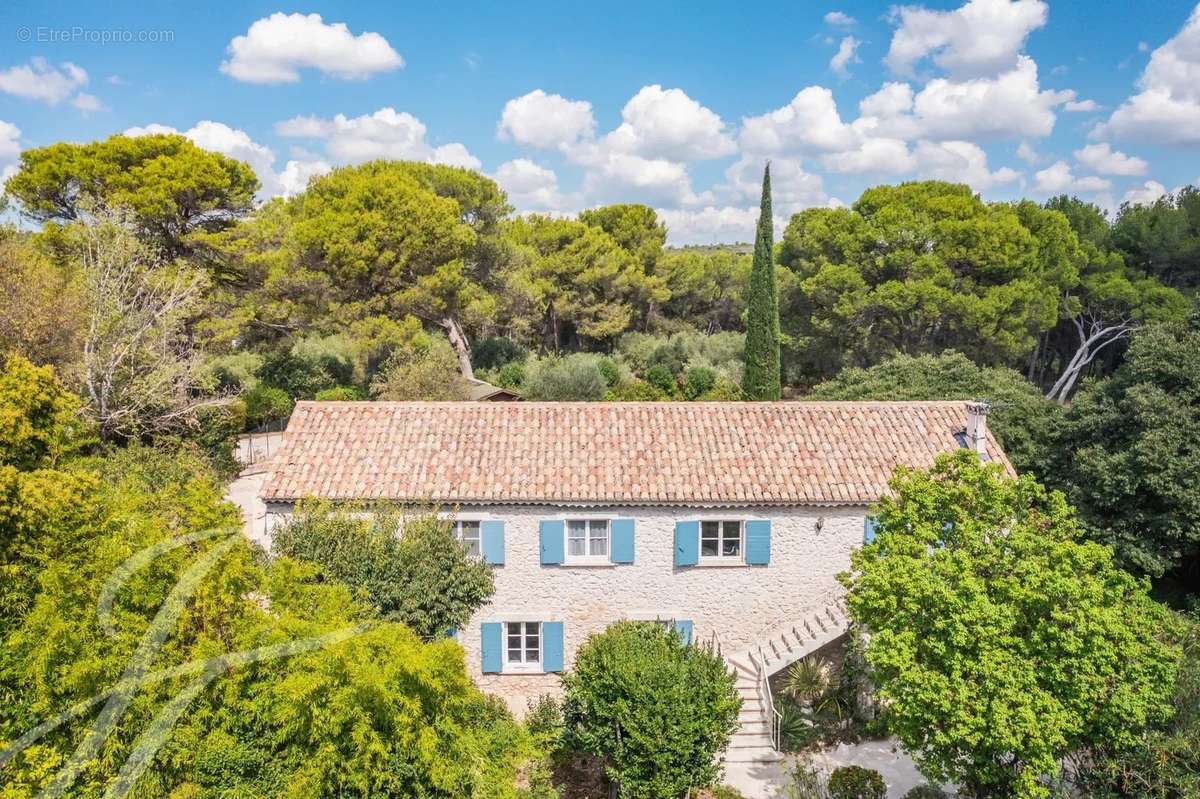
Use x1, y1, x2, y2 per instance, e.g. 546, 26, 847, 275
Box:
225, 466, 271, 550
725, 738, 934, 797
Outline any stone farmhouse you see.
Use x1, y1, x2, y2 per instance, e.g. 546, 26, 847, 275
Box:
259, 400, 1010, 773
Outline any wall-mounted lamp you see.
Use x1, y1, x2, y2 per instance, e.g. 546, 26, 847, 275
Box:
815, 516, 825, 534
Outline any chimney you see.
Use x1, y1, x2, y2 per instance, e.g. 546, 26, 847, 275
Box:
965, 401, 991, 457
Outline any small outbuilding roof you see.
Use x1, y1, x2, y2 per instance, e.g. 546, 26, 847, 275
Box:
261, 400, 1012, 507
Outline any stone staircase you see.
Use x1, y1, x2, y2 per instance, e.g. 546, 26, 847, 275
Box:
720, 600, 853, 791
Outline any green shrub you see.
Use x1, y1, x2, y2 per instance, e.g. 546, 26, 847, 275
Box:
645, 364, 678, 396
709, 786, 749, 799
777, 698, 820, 752
783, 758, 829, 799
314, 385, 364, 401
523, 354, 608, 401
495, 360, 526, 389
201, 351, 263, 392
597, 356, 620, 387
827, 766, 886, 799
242, 385, 294, 428
682, 366, 717, 400
902, 786, 947, 799
698, 377, 743, 401
563, 621, 740, 799
525, 694, 565, 749
192, 400, 245, 477
472, 336, 526, 370
270, 502, 495, 641
605, 378, 670, 401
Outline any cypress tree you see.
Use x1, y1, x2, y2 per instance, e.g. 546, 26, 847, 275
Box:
742, 163, 781, 400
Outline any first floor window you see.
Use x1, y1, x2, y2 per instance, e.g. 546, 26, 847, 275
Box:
567, 519, 609, 558
701, 520, 742, 559
453, 520, 481, 558
506, 621, 540, 665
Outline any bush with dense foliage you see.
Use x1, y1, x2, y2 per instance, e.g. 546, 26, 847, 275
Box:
809, 351, 1063, 479
0, 380, 535, 797
270, 500, 495, 641
901, 786, 947, 799
1068, 613, 1200, 797
241, 384, 294, 428
370, 332, 472, 401
562, 621, 740, 799
842, 450, 1179, 798
827, 766, 885, 799
522, 353, 610, 401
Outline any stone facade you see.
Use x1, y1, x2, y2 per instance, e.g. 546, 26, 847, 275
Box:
268, 500, 866, 716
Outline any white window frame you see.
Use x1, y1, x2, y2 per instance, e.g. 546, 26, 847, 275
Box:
451, 519, 482, 559
504, 620, 542, 673
563, 516, 613, 566
699, 518, 745, 564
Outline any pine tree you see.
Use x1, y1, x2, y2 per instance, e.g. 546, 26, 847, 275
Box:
742, 163, 781, 400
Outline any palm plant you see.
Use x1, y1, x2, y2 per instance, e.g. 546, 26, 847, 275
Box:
781, 656, 832, 705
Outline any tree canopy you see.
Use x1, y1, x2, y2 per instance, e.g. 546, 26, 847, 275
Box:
742, 163, 781, 400
780, 182, 1079, 380
5, 134, 259, 256
842, 451, 1179, 798
1052, 320, 1200, 582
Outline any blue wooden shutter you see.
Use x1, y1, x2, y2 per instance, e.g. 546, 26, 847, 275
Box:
745, 520, 771, 565
539, 520, 564, 565
674, 520, 699, 566
481, 520, 505, 565
481, 623, 502, 673
542, 622, 564, 672
673, 619, 694, 645
864, 516, 878, 544
610, 518, 635, 563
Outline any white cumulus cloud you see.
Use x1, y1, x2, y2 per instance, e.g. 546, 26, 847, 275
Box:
220, 12, 403, 84
830, 37, 862, 78
912, 139, 1020, 190
497, 89, 596, 149
1033, 160, 1111, 194
495, 158, 573, 211
1073, 143, 1148, 176
824, 11, 857, 27
0, 58, 89, 105
1095, 5, 1200, 145
600, 85, 736, 160
886, 0, 1048, 78
739, 86, 857, 154
1063, 99, 1100, 112
909, 56, 1070, 140
1123, 180, 1168, 206
276, 107, 478, 168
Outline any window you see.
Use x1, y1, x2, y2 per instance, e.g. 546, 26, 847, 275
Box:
506, 621, 540, 666
453, 520, 481, 558
701, 520, 742, 560
567, 519, 609, 558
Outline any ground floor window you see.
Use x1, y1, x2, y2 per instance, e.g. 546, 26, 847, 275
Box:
701, 520, 743, 559
453, 520, 481, 558
506, 621, 540, 665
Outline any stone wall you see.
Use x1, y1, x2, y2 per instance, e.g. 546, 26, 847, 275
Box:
263, 501, 866, 716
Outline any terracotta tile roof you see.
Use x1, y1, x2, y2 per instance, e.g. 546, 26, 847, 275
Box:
261, 401, 1013, 507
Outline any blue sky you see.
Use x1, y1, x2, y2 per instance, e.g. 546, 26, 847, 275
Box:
2, 0, 1200, 243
